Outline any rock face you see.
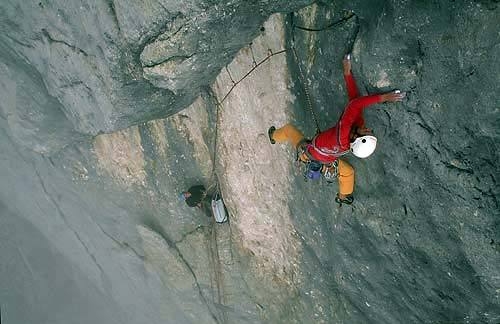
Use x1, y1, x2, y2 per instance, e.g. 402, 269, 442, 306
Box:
1, 1, 499, 324
0, 0, 311, 153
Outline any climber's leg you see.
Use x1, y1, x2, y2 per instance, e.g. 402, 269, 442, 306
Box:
337, 159, 355, 197
269, 124, 305, 148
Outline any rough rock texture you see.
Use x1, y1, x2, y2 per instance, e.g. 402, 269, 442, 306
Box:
0, 0, 311, 153
1, 1, 500, 324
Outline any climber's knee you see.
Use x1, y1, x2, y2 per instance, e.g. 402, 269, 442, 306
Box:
272, 124, 305, 147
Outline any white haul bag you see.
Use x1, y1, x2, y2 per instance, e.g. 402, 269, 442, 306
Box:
211, 193, 227, 223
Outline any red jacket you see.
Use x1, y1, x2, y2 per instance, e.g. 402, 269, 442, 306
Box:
307, 94, 383, 163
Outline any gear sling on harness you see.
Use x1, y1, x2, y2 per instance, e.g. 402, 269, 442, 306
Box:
296, 139, 342, 182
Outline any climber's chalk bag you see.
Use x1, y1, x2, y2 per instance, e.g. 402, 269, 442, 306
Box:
305, 160, 322, 180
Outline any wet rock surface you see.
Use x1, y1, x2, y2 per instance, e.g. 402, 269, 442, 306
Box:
1, 1, 499, 324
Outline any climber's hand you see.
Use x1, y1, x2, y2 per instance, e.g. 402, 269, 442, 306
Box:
381, 90, 406, 102
343, 53, 352, 76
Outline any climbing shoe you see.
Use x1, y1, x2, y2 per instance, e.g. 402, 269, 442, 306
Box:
335, 193, 354, 205
268, 126, 276, 144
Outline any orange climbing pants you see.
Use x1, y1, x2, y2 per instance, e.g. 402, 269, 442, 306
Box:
271, 124, 355, 195
337, 159, 354, 195
272, 123, 305, 148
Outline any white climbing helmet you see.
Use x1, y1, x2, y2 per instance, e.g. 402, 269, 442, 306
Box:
350, 135, 377, 158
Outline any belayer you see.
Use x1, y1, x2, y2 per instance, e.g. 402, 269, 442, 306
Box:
268, 54, 406, 205
179, 184, 228, 223
179, 185, 211, 212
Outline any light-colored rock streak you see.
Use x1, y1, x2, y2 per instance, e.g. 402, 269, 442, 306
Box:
93, 126, 146, 189
212, 14, 301, 281
170, 97, 213, 180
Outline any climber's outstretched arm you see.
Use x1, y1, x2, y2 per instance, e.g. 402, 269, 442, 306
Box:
339, 90, 406, 144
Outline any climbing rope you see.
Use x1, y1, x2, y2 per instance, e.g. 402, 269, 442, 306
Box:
293, 11, 356, 32
289, 12, 320, 134
217, 48, 287, 107
210, 45, 288, 189
290, 43, 321, 134
205, 88, 222, 198
289, 11, 358, 135
204, 89, 227, 323
210, 9, 359, 165
198, 11, 361, 313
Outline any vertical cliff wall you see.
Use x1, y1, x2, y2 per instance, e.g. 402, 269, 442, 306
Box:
1, 1, 499, 324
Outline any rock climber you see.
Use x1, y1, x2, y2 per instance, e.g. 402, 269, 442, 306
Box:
179, 184, 211, 214
268, 53, 406, 205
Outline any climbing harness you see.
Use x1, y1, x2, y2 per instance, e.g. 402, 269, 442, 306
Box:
295, 140, 339, 183
309, 135, 350, 160
301, 157, 339, 183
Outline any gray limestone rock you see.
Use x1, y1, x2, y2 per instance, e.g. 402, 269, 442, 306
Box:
0, 0, 312, 153
0, 1, 499, 324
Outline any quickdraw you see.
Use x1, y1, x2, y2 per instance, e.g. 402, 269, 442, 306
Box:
322, 161, 339, 183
